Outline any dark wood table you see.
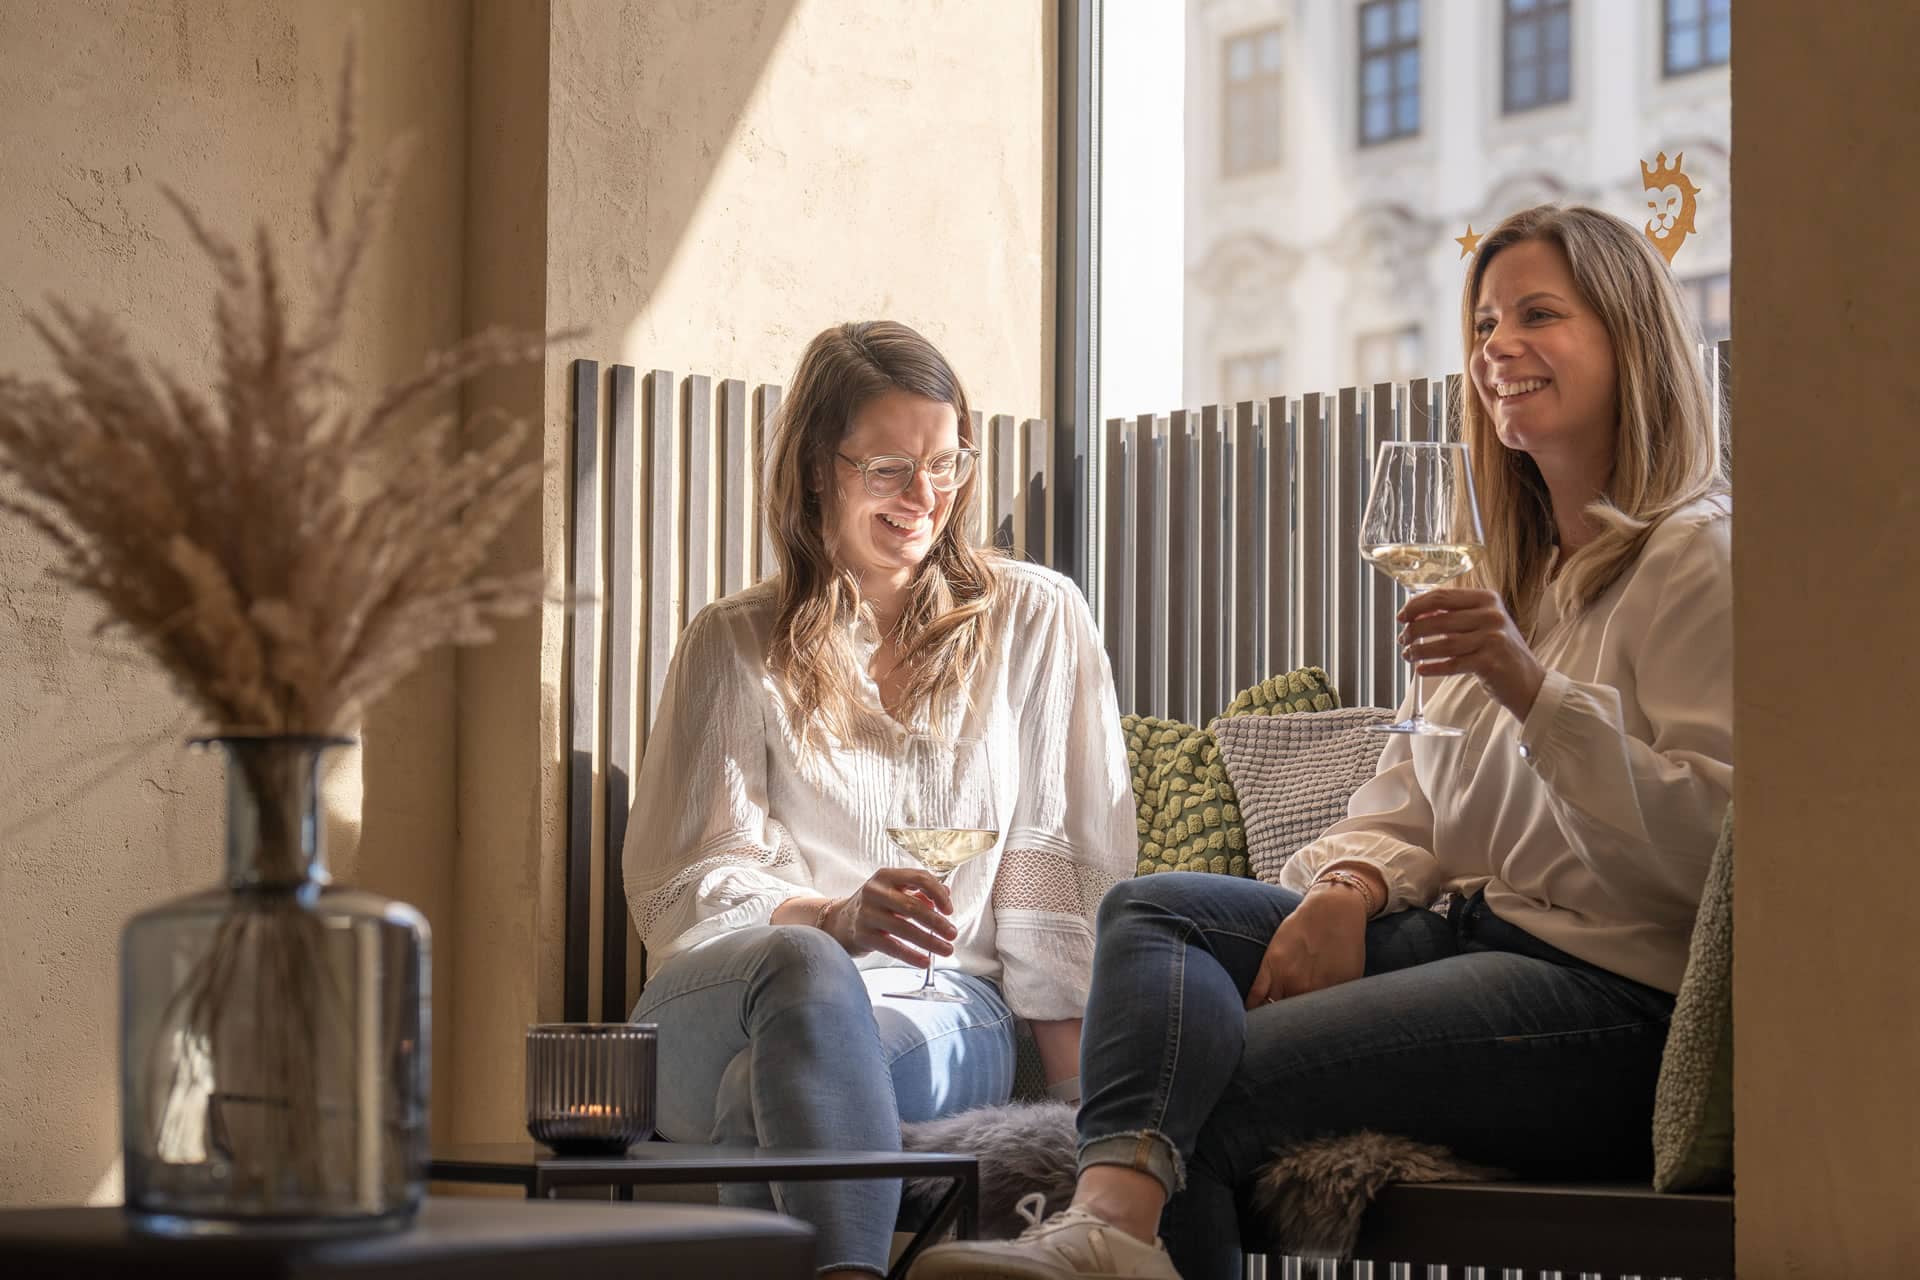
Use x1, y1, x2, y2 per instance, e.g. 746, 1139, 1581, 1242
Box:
429, 1142, 977, 1280
0, 1196, 815, 1279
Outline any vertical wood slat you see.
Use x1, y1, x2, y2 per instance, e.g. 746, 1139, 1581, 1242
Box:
718, 379, 750, 598
969, 410, 989, 547
1407, 376, 1437, 444
1023, 418, 1053, 565
991, 413, 1020, 553
682, 375, 715, 619
1367, 382, 1400, 710
1264, 396, 1293, 682
754, 385, 781, 582
1134, 414, 1163, 717
1333, 388, 1365, 705
1102, 417, 1128, 693
643, 371, 679, 731
602, 364, 637, 1018
1199, 405, 1227, 719
1231, 403, 1259, 695
564, 359, 599, 1023
1167, 410, 1196, 725
1298, 393, 1328, 681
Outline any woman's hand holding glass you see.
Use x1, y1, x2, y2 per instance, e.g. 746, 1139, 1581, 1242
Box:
819, 867, 958, 968
1397, 587, 1547, 722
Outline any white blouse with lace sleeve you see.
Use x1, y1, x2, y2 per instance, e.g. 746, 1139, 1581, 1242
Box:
621, 561, 1135, 1020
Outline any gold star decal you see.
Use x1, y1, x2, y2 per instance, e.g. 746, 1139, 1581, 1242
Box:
1455, 224, 1483, 259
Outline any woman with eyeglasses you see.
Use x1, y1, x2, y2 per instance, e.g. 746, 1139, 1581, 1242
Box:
623, 320, 1134, 1280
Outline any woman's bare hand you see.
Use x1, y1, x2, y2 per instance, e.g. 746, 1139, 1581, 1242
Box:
822, 866, 959, 966
1244, 888, 1368, 1009
1398, 587, 1546, 720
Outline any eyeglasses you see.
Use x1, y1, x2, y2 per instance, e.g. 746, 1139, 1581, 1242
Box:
836, 448, 979, 499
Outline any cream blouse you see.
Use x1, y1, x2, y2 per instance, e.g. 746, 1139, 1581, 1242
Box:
1281, 496, 1733, 994
622, 561, 1136, 1020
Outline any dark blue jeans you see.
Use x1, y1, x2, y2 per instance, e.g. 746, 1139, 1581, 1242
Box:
1075, 873, 1675, 1280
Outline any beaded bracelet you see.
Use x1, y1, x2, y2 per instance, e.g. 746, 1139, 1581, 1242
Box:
1310, 868, 1382, 919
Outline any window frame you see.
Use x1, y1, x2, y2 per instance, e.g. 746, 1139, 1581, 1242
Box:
1662, 0, 1731, 79
1221, 24, 1285, 178
1356, 0, 1423, 148
1501, 0, 1574, 115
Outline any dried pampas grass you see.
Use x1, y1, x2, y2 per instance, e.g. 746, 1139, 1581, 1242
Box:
0, 41, 551, 737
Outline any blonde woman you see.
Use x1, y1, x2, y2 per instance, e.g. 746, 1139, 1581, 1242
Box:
623, 321, 1133, 1280
915, 205, 1732, 1280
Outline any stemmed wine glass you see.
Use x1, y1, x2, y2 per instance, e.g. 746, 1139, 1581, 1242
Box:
884, 734, 999, 1002
1359, 441, 1486, 737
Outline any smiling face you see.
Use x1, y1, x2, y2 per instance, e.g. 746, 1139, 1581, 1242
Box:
824, 388, 963, 600
1469, 238, 1620, 488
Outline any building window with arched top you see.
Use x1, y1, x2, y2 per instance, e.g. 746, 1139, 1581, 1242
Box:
1222, 26, 1284, 177
1221, 349, 1286, 404
1354, 326, 1425, 387
1504, 0, 1573, 113
1358, 0, 1421, 146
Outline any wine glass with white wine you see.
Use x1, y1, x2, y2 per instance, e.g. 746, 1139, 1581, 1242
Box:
885, 734, 998, 1003
1359, 440, 1487, 737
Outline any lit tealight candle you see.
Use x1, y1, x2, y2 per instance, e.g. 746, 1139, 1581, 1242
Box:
567, 1103, 615, 1117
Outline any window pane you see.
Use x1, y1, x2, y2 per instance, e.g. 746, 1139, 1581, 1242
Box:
1396, 49, 1420, 90
1395, 89, 1419, 132
1707, 16, 1730, 62
1546, 10, 1571, 52
1260, 28, 1284, 71
1511, 21, 1538, 59
1509, 64, 1539, 108
1363, 3, 1391, 49
1545, 59, 1569, 100
1669, 27, 1702, 70
1229, 37, 1254, 80
1364, 99, 1390, 141
1396, 0, 1420, 41
1708, 0, 1731, 15
1364, 54, 1391, 96
1509, 0, 1539, 11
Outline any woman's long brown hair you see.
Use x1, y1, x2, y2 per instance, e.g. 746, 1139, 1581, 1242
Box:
762, 321, 999, 749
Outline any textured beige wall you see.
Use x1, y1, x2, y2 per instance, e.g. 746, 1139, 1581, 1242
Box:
1733, 2, 1920, 1274
438, 0, 1059, 1138
0, 0, 1057, 1183
0, 0, 469, 1204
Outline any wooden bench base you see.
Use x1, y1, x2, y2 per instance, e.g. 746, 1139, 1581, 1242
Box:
1340, 1181, 1733, 1277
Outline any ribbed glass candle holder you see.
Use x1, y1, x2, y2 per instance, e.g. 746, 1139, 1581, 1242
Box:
524, 1023, 656, 1155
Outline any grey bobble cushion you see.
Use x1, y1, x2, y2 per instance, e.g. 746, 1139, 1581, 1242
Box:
1213, 706, 1396, 884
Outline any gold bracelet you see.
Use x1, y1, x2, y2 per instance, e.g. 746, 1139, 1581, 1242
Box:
813, 897, 840, 934
1311, 868, 1382, 919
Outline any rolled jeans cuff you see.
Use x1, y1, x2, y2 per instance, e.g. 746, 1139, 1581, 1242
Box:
1077, 1129, 1184, 1197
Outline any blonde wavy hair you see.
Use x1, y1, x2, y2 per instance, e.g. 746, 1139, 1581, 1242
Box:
1460, 204, 1727, 633
762, 321, 1000, 748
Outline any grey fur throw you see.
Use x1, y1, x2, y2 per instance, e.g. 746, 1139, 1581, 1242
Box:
902, 1101, 1501, 1258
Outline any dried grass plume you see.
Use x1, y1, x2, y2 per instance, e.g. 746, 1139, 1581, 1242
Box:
0, 42, 551, 735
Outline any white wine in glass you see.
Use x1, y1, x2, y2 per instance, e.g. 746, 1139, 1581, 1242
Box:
1360, 441, 1486, 737
885, 734, 998, 1003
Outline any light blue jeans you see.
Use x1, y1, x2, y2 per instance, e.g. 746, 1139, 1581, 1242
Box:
633, 925, 1017, 1276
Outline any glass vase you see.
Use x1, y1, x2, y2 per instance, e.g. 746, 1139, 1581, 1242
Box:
120, 735, 430, 1236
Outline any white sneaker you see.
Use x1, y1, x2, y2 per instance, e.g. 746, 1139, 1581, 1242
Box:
907, 1193, 1180, 1280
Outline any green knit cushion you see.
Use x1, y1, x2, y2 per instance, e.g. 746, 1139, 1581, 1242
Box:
1651, 804, 1735, 1192
1121, 668, 1339, 878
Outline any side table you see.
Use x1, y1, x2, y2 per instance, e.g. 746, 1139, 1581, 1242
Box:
0, 1196, 815, 1279
429, 1142, 978, 1280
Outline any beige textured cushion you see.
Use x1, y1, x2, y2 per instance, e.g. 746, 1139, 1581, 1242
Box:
1214, 707, 1396, 883
1651, 804, 1735, 1192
